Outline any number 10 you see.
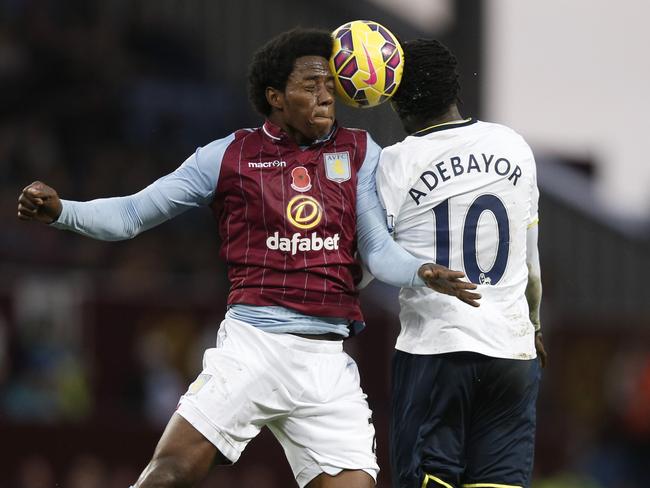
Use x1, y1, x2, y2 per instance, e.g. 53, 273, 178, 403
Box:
431, 194, 510, 285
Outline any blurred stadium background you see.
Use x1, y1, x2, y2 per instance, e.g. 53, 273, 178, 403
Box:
1, 0, 649, 486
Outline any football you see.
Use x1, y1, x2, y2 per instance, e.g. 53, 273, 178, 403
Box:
330, 20, 404, 108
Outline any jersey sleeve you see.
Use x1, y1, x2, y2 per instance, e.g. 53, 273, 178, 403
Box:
51, 134, 234, 240
376, 144, 408, 231
525, 145, 539, 228
355, 133, 428, 287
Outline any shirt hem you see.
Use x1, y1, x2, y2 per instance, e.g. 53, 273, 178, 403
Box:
394, 343, 536, 360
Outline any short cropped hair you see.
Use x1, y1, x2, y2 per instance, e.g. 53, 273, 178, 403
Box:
248, 28, 333, 116
392, 39, 461, 122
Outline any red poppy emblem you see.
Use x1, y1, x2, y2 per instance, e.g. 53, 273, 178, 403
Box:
291, 166, 312, 192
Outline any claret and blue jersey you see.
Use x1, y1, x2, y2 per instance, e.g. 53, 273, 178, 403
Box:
209, 120, 370, 321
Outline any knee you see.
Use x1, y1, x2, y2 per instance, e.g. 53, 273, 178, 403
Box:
135, 456, 197, 488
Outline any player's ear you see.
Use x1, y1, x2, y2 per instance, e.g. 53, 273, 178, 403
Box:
266, 87, 284, 111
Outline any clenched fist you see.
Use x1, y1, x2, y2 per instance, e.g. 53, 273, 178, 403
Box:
17, 181, 62, 224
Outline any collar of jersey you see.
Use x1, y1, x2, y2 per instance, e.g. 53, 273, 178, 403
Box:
262, 119, 338, 146
412, 117, 476, 137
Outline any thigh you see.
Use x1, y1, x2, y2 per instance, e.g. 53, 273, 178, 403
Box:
464, 358, 541, 487
136, 413, 229, 485
176, 319, 291, 463
268, 352, 379, 488
306, 470, 374, 488
390, 351, 475, 488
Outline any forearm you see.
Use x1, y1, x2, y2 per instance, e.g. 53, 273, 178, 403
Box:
525, 224, 542, 330
49, 142, 228, 240
525, 271, 542, 331
355, 132, 429, 287
51, 192, 167, 241
357, 203, 428, 287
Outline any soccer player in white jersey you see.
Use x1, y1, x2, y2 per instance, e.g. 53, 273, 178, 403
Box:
377, 39, 548, 488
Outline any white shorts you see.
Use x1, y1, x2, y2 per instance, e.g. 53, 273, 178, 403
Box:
176, 318, 379, 487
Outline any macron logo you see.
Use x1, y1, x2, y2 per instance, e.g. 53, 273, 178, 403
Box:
249, 160, 287, 169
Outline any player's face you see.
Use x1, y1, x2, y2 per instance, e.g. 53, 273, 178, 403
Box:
274, 56, 336, 145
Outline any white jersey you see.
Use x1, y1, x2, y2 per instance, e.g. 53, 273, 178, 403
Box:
377, 119, 539, 359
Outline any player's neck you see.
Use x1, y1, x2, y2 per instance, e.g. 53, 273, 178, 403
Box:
266, 114, 321, 146
407, 105, 463, 135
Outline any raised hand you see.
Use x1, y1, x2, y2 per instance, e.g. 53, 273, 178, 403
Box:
418, 263, 481, 307
17, 181, 62, 224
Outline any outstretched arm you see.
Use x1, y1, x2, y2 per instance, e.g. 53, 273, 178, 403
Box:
17, 136, 232, 241
356, 191, 480, 306
356, 134, 480, 306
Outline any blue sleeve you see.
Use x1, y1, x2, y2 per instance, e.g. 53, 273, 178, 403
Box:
51, 134, 234, 241
356, 133, 428, 287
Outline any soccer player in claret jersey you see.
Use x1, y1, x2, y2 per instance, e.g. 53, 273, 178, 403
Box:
377, 39, 548, 488
17, 29, 479, 488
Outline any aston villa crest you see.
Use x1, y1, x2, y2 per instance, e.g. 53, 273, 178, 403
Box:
324, 152, 351, 183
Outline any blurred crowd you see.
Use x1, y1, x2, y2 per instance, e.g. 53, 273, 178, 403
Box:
12, 455, 137, 488
1, 1, 649, 487
10, 452, 286, 488
0, 1, 246, 484
0, 0, 246, 277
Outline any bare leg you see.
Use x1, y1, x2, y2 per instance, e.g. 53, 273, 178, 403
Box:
306, 470, 375, 488
134, 413, 230, 487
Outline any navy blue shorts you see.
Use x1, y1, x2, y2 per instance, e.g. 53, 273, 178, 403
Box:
390, 351, 541, 488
